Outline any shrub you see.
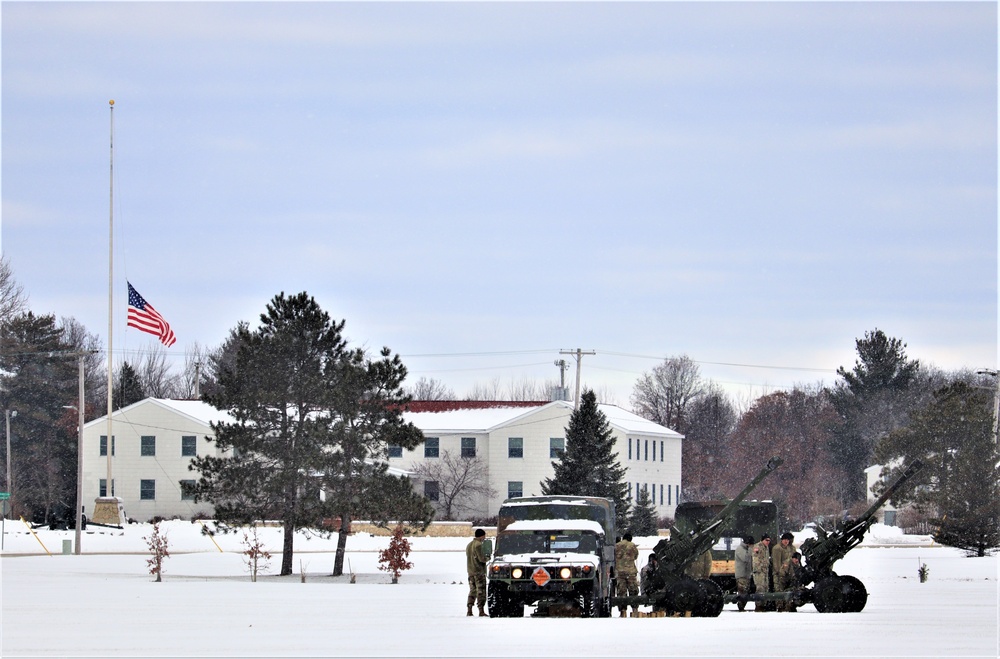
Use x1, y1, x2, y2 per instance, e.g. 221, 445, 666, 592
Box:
377, 525, 414, 584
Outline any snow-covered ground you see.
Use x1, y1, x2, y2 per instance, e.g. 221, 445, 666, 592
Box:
1, 520, 997, 657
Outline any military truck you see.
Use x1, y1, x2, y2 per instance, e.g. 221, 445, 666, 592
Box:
487, 496, 616, 618
674, 500, 778, 592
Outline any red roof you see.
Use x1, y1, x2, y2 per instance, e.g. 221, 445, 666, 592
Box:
404, 400, 550, 413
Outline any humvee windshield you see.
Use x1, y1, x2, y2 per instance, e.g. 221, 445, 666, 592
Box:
496, 531, 600, 555
497, 501, 613, 539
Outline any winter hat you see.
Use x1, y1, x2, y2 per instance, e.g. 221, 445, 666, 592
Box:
475, 528, 486, 538
781, 532, 794, 541
760, 534, 771, 541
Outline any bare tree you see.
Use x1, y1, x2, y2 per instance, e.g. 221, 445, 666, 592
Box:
0, 256, 28, 326
58, 316, 106, 416
181, 342, 211, 398
630, 354, 705, 433
406, 376, 455, 400
130, 346, 182, 398
467, 377, 503, 401
414, 450, 496, 521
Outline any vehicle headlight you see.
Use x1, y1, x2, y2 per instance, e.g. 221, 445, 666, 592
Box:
511, 567, 524, 579
559, 567, 573, 579
490, 564, 511, 578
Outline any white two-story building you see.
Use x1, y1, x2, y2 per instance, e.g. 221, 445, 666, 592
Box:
81, 398, 683, 523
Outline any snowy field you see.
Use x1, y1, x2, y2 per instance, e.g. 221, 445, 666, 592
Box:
1, 520, 997, 658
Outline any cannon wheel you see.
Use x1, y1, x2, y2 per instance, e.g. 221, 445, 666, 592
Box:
813, 575, 867, 613
841, 575, 868, 612
666, 578, 705, 616
696, 579, 725, 617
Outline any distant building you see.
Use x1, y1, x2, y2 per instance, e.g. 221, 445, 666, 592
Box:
82, 398, 234, 521
396, 400, 683, 520
82, 398, 683, 523
865, 463, 901, 526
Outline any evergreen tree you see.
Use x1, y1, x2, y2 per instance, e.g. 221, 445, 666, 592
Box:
541, 389, 630, 528
190, 292, 427, 577
829, 329, 922, 501
628, 485, 658, 536
113, 361, 145, 409
0, 312, 78, 519
875, 381, 999, 556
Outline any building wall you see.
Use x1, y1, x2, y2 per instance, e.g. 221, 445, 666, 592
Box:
82, 401, 222, 522
391, 404, 682, 521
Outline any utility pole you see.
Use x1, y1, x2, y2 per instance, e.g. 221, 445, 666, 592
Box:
194, 361, 201, 398
559, 349, 596, 409
553, 359, 569, 401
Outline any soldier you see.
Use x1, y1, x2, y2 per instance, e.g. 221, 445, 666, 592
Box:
639, 553, 659, 596
772, 532, 796, 612
684, 548, 713, 581
751, 533, 773, 611
785, 551, 804, 612
734, 535, 754, 611
466, 528, 488, 617
615, 532, 639, 617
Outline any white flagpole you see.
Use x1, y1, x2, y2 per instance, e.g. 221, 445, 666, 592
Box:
106, 100, 114, 497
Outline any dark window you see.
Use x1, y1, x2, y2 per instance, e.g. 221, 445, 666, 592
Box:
461, 437, 476, 458
141, 436, 156, 457
424, 481, 439, 502
660, 484, 664, 506
99, 436, 115, 457
668, 485, 672, 506
140, 479, 155, 500
652, 440, 656, 462
180, 479, 195, 500
549, 438, 565, 459
388, 445, 402, 458
508, 437, 523, 459
99, 479, 115, 497
181, 436, 197, 457
628, 438, 632, 460
424, 437, 439, 458
507, 481, 523, 498
661, 441, 664, 462
644, 440, 648, 461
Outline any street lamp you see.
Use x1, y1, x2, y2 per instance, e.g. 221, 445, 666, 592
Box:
5, 408, 16, 509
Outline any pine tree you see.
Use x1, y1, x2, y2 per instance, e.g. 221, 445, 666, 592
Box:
541, 389, 630, 528
113, 361, 145, 409
190, 292, 426, 576
628, 485, 658, 536
876, 380, 1000, 556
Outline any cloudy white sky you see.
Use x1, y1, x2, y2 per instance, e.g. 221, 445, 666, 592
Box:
2, 2, 996, 404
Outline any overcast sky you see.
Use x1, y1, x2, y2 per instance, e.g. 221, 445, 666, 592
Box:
2, 2, 996, 405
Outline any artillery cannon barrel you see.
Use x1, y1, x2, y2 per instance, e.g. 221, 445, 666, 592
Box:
706, 456, 784, 529
855, 459, 924, 526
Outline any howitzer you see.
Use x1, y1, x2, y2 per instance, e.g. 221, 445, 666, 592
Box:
619, 456, 783, 617
782, 459, 924, 613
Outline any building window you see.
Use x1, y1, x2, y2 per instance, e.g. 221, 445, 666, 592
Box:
424, 437, 439, 458
507, 481, 523, 499
99, 479, 115, 497
676, 485, 680, 506
141, 436, 156, 457
660, 484, 664, 506
668, 484, 672, 506
508, 437, 523, 459
644, 440, 649, 461
388, 445, 402, 458
140, 479, 156, 500
181, 436, 197, 457
628, 438, 632, 460
180, 479, 196, 500
661, 441, 664, 462
652, 440, 656, 462
549, 438, 565, 459
461, 437, 476, 458
424, 481, 439, 502
99, 436, 115, 457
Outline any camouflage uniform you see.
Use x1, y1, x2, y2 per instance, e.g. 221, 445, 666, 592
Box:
466, 535, 488, 615
771, 535, 796, 612
683, 549, 713, 580
615, 536, 639, 615
751, 537, 772, 611
734, 538, 754, 611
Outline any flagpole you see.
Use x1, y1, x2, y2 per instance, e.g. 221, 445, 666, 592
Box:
105, 100, 114, 499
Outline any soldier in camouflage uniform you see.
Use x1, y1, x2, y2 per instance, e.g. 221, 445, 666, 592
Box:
615, 532, 639, 616
751, 534, 773, 611
466, 528, 488, 616
771, 532, 796, 612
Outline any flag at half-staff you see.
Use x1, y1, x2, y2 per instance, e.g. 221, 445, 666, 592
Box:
127, 281, 176, 347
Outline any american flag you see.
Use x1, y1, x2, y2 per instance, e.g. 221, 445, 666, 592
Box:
127, 282, 176, 347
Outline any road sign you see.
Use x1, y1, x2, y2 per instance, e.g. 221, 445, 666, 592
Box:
0, 492, 9, 500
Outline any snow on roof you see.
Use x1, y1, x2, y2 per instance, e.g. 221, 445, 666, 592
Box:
83, 397, 236, 429
402, 400, 680, 437
504, 519, 605, 534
